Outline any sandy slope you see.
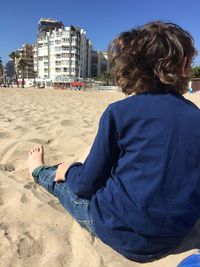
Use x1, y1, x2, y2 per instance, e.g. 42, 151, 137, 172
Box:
0, 88, 199, 267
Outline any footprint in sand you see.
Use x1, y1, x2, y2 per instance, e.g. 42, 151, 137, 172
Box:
15, 232, 44, 258
20, 193, 28, 203
24, 182, 52, 201
24, 182, 37, 190
60, 119, 74, 126
0, 222, 12, 243
35, 126, 43, 130
0, 132, 10, 138
13, 125, 26, 131
0, 163, 15, 172
24, 182, 65, 213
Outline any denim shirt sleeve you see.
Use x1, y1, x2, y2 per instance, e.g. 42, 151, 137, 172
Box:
66, 105, 120, 197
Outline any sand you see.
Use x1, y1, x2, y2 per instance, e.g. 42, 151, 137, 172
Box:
0, 87, 200, 267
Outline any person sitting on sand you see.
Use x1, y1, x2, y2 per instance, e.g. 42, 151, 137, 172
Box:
28, 21, 200, 263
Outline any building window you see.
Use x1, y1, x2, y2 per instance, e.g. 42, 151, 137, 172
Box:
55, 61, 61, 66
62, 31, 70, 37
61, 60, 69, 65
38, 43, 43, 48
50, 41, 54, 46
44, 68, 48, 72
38, 56, 43, 61
56, 54, 61, 59
63, 68, 68, 72
62, 53, 70, 58
56, 32, 61, 37
55, 68, 61, 72
55, 40, 61, 44
44, 62, 48, 66
55, 46, 61, 51
62, 46, 70, 51
62, 38, 70, 42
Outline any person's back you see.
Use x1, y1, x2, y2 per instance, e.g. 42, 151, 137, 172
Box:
89, 21, 200, 261
65, 21, 200, 262
92, 91, 200, 261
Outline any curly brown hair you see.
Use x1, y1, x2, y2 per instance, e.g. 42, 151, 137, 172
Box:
108, 21, 197, 95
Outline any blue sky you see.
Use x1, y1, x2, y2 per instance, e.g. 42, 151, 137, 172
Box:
1, 0, 200, 65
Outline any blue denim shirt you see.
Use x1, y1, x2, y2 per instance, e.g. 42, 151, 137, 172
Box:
66, 92, 200, 261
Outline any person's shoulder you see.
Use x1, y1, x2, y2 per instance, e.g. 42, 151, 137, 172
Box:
108, 94, 138, 110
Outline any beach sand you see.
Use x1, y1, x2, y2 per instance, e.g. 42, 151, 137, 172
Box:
0, 87, 200, 267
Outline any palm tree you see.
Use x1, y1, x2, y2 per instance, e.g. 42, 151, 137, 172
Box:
18, 58, 27, 88
9, 52, 19, 87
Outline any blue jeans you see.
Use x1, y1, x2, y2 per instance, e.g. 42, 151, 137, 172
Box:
32, 165, 96, 236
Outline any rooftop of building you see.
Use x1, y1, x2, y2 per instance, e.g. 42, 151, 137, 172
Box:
38, 18, 60, 24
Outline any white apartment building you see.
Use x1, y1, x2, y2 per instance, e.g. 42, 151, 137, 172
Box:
33, 20, 92, 83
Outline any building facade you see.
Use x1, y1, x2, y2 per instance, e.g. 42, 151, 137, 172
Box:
5, 60, 15, 79
15, 44, 34, 79
91, 50, 109, 78
34, 18, 92, 82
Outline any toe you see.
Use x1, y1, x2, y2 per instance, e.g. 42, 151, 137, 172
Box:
30, 146, 37, 153
39, 145, 44, 153
33, 146, 38, 152
29, 145, 44, 155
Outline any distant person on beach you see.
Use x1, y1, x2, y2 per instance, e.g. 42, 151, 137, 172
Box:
28, 21, 200, 262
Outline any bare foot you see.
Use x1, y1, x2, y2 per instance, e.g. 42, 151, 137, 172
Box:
28, 145, 44, 177
55, 163, 70, 182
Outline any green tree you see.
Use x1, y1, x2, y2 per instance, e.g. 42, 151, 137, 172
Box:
191, 66, 200, 78
18, 58, 28, 88
100, 71, 113, 85
9, 52, 20, 87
